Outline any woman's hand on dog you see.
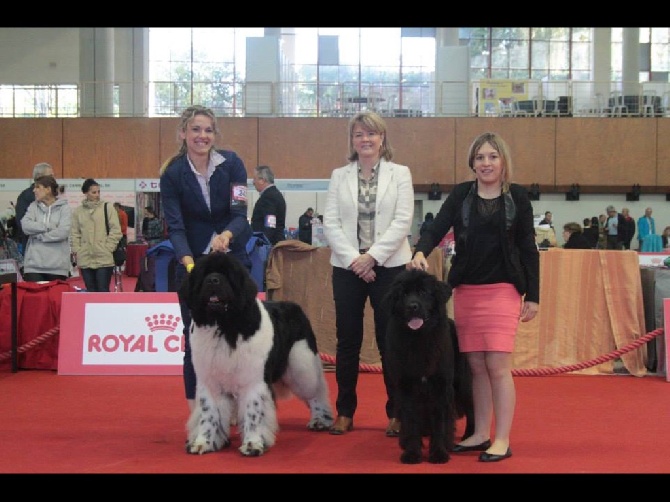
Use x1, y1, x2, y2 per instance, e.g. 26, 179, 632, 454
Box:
211, 231, 233, 253
409, 252, 429, 271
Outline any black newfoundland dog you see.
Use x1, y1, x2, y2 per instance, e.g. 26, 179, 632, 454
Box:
179, 251, 334, 457
382, 268, 474, 464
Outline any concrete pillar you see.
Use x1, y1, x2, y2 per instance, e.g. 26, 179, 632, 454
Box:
622, 27, 640, 95
79, 28, 115, 117
435, 28, 469, 116
592, 28, 611, 104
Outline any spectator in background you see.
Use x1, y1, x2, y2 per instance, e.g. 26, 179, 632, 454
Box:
618, 207, 636, 250
113, 202, 129, 247
562, 222, 592, 249
420, 212, 434, 236
298, 207, 314, 244
637, 207, 656, 250
141, 206, 164, 247
662, 226, 670, 249
0, 219, 24, 270
598, 214, 608, 249
251, 165, 286, 245
539, 210, 553, 227
70, 178, 122, 292
581, 217, 599, 249
15, 162, 54, 255
20, 175, 72, 281
605, 205, 622, 250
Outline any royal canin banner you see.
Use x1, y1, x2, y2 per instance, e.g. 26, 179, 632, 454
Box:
58, 292, 184, 375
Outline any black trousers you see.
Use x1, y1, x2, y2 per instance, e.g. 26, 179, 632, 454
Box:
331, 264, 405, 420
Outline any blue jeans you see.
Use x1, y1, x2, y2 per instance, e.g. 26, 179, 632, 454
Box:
80, 266, 114, 292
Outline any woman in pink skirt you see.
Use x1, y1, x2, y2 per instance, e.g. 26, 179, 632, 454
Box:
410, 132, 539, 462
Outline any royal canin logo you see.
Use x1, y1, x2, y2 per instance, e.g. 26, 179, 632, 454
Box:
145, 313, 181, 332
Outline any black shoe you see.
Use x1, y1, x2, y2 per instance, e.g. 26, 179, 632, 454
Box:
479, 447, 512, 462
451, 439, 491, 453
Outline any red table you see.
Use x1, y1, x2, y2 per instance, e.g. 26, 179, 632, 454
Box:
125, 243, 148, 277
0, 280, 75, 371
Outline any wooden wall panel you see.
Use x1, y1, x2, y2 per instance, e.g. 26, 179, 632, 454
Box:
159, 117, 259, 176
63, 118, 159, 179
0, 117, 668, 193
0, 119, 63, 178
455, 118, 556, 186
386, 118, 456, 185
257, 118, 346, 179
657, 119, 670, 186
555, 118, 657, 187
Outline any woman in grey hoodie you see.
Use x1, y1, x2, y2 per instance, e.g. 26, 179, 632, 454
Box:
20, 175, 72, 282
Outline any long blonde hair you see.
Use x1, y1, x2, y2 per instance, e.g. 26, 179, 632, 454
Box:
346, 111, 394, 163
467, 131, 513, 193
159, 105, 219, 174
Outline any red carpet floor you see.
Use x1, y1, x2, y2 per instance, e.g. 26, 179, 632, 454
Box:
1, 370, 669, 474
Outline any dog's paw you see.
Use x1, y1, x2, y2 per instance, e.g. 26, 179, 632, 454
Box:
400, 449, 423, 464
239, 439, 267, 457
307, 416, 334, 431
186, 435, 230, 455
428, 447, 450, 464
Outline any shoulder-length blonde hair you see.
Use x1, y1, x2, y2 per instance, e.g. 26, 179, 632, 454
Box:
467, 131, 513, 193
160, 105, 220, 174
346, 111, 394, 163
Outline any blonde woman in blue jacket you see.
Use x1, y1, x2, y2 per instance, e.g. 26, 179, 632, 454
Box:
324, 111, 414, 437
21, 175, 72, 282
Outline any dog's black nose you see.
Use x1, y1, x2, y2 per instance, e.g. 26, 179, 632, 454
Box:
408, 301, 420, 313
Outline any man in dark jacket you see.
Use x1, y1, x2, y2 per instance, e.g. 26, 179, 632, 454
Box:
618, 207, 636, 250
298, 207, 314, 244
251, 165, 286, 245
14, 162, 54, 254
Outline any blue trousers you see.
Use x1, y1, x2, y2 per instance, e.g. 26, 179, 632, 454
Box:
80, 266, 114, 292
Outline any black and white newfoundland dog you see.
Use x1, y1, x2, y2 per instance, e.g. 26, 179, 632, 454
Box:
179, 251, 334, 457
382, 268, 474, 464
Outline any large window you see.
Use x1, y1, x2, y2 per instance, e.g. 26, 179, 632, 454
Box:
3, 27, 670, 118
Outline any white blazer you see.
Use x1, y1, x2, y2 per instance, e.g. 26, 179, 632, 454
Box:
323, 159, 414, 269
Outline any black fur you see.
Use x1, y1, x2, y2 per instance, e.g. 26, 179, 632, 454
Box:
383, 268, 474, 464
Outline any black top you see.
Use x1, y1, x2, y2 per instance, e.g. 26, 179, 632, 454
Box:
414, 181, 540, 304
298, 212, 313, 244
564, 232, 593, 249
582, 226, 600, 248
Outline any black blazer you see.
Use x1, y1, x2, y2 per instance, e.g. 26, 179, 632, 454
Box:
251, 185, 287, 245
414, 181, 540, 303
564, 232, 593, 249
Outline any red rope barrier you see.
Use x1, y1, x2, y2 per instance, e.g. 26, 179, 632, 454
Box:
319, 328, 665, 376
1, 326, 664, 376
0, 327, 60, 362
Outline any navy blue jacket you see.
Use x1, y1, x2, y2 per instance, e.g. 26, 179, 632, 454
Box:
160, 149, 251, 268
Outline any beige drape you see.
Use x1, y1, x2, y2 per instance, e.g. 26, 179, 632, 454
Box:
266, 243, 648, 376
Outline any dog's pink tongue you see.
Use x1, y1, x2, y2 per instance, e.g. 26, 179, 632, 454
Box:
408, 318, 424, 330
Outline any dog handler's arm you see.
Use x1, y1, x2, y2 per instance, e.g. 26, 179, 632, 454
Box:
211, 230, 234, 253
410, 251, 429, 271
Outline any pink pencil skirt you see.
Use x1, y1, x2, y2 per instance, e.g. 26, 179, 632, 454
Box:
453, 283, 522, 353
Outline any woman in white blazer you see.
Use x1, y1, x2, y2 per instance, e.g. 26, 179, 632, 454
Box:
323, 111, 414, 437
